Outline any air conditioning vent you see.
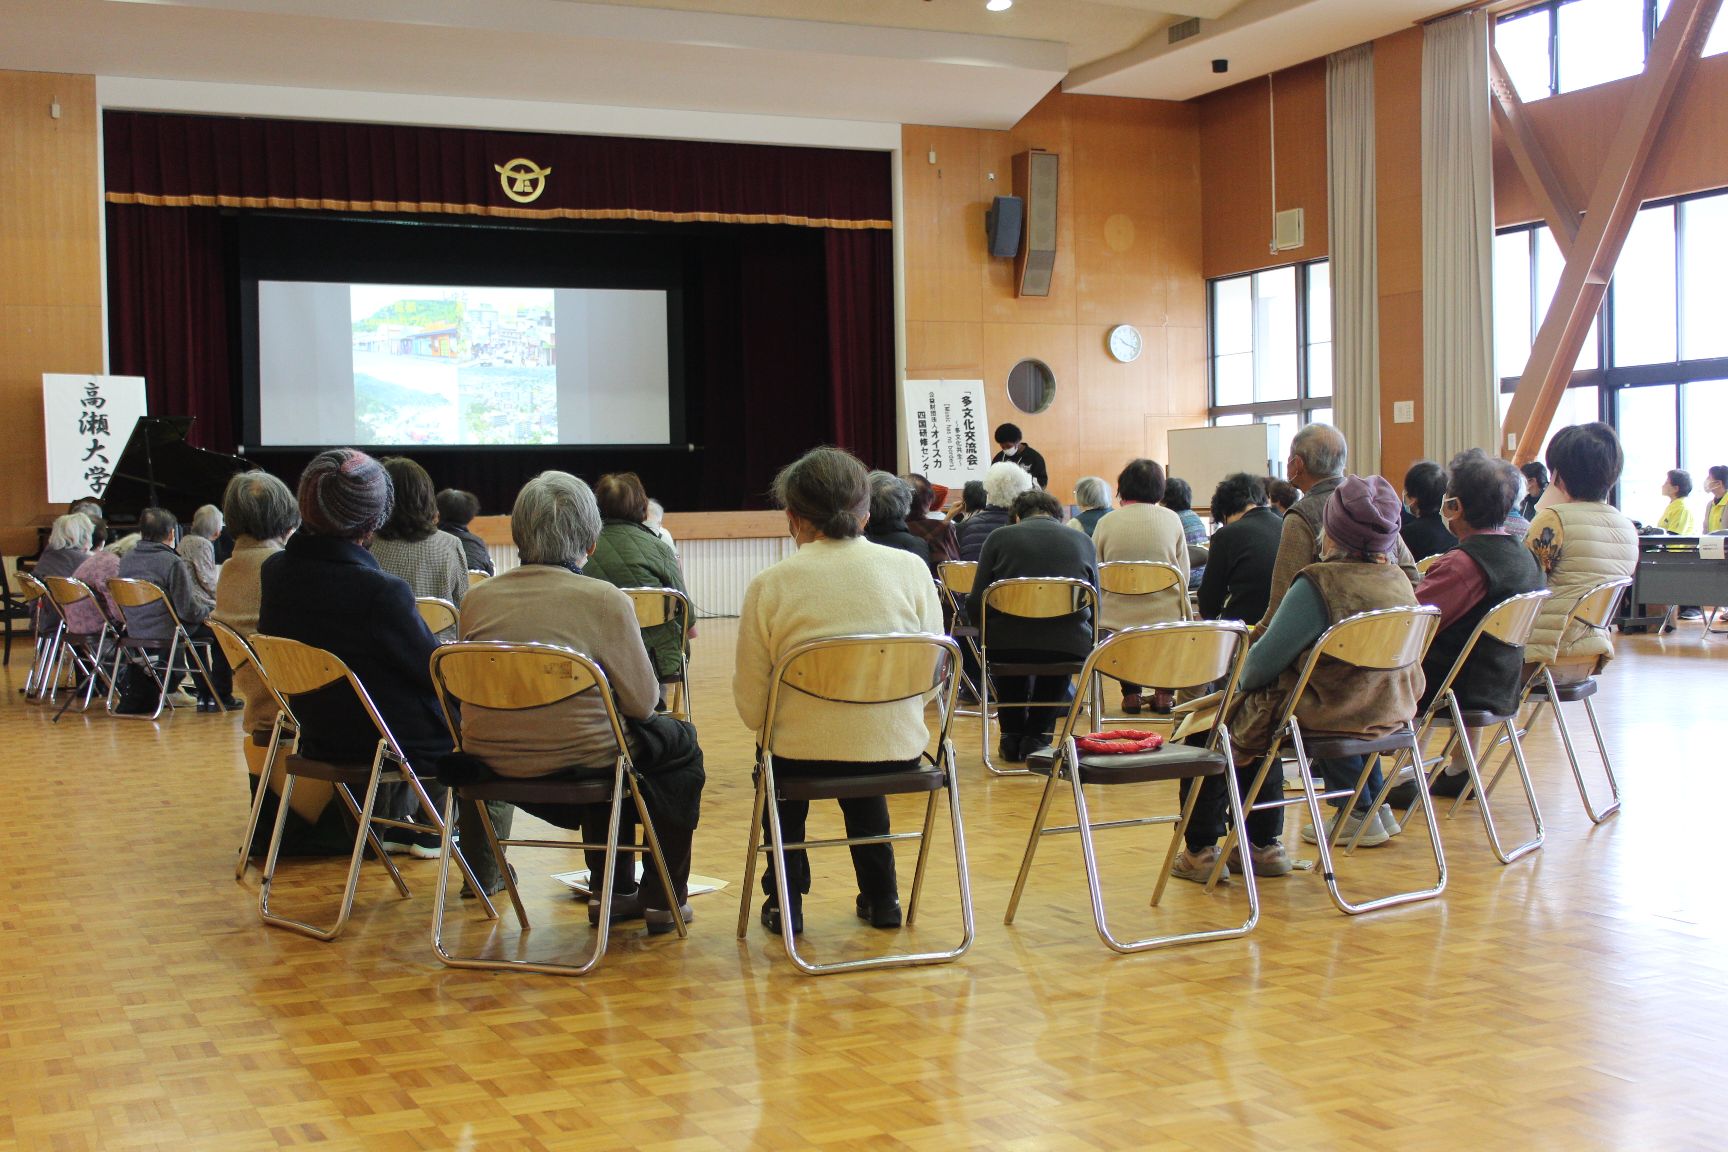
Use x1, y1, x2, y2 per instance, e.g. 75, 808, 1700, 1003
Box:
1168, 17, 1201, 44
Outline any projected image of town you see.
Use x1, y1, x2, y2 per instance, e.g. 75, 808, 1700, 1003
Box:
350, 285, 557, 446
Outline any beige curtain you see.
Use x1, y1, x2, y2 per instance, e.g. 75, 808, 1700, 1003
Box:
1327, 43, 1380, 477
1422, 11, 1499, 464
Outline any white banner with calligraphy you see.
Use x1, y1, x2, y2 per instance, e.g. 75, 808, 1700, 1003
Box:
43, 374, 148, 502
902, 379, 988, 491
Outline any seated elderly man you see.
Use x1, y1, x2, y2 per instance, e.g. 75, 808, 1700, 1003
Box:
1170, 476, 1423, 883
967, 488, 1099, 764
459, 471, 704, 934
114, 505, 235, 713
1413, 450, 1544, 797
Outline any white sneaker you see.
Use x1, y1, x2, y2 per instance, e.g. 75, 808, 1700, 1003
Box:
1378, 807, 1402, 837
1301, 809, 1390, 848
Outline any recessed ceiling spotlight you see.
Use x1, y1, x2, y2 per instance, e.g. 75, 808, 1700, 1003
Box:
986, 0, 1013, 11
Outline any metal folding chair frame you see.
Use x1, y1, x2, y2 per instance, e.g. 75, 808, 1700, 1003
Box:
935, 561, 994, 722
249, 634, 495, 941
736, 632, 973, 975
40, 576, 118, 720
205, 620, 299, 881
104, 577, 221, 720
427, 640, 687, 976
977, 576, 1101, 777
14, 572, 59, 703
1220, 605, 1447, 916
622, 586, 696, 723
1004, 620, 1260, 953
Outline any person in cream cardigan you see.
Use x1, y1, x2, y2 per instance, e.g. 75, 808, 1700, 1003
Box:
734, 447, 942, 937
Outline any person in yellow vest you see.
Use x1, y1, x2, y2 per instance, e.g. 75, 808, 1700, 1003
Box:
1703, 466, 1728, 534
1657, 469, 1697, 534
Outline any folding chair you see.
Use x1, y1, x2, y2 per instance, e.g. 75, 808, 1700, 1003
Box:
935, 561, 992, 720
104, 578, 220, 720
1096, 559, 1189, 720
428, 641, 687, 975
1224, 605, 1446, 916
622, 586, 695, 722
978, 577, 1101, 776
415, 596, 459, 638
41, 576, 118, 719
14, 572, 61, 703
1362, 590, 1552, 865
737, 633, 973, 975
206, 619, 297, 881
1004, 620, 1259, 953
3, 566, 44, 670
249, 634, 496, 941
1501, 577, 1632, 824
467, 570, 491, 587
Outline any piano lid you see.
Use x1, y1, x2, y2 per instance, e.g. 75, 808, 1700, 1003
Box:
101, 416, 254, 525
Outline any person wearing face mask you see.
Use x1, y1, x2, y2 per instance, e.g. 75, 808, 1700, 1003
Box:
1410, 450, 1545, 797
991, 423, 1049, 490
1702, 465, 1728, 534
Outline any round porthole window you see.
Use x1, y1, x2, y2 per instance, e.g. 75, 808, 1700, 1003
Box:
1006, 358, 1056, 415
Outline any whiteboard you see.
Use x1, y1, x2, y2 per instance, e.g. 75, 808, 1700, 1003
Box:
1167, 424, 1280, 512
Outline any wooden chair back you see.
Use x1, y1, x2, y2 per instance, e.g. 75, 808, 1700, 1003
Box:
623, 587, 692, 632
1098, 560, 1191, 621
415, 597, 459, 636
429, 641, 625, 756
984, 577, 1094, 620
1311, 605, 1440, 671
937, 561, 978, 596
1087, 620, 1247, 693
762, 633, 961, 754
466, 570, 490, 587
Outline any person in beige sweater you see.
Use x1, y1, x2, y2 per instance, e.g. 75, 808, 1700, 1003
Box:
1091, 457, 1190, 712
459, 471, 703, 932
734, 447, 943, 936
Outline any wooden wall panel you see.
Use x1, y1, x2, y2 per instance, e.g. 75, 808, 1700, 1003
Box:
1375, 27, 1426, 482
1494, 52, 1728, 227
1198, 59, 1329, 281
903, 88, 1208, 504
0, 71, 102, 555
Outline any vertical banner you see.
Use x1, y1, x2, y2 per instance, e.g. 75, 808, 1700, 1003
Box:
902, 379, 988, 491
43, 374, 148, 502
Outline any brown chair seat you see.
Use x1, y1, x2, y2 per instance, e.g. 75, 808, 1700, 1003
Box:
1026, 743, 1227, 785
989, 660, 1086, 677
458, 774, 615, 807
1529, 677, 1597, 703
117, 635, 174, 651
282, 755, 384, 787
776, 766, 947, 803
1432, 708, 1518, 728
1278, 728, 1415, 761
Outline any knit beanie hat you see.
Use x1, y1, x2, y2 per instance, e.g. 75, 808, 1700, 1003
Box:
297, 448, 393, 539
1322, 474, 1401, 556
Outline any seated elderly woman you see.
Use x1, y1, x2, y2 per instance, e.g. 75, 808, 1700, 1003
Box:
459, 472, 705, 932
213, 471, 351, 857
1170, 476, 1423, 883
436, 488, 494, 576
1196, 473, 1281, 626
178, 504, 225, 600
863, 471, 934, 573
903, 474, 960, 563
1068, 476, 1112, 537
582, 472, 694, 693
36, 512, 95, 582
114, 506, 236, 713
257, 449, 487, 873
1400, 460, 1458, 562
368, 456, 468, 638
63, 530, 133, 635
958, 461, 1034, 561
1092, 459, 1189, 714
734, 447, 942, 936
967, 488, 1098, 763
1410, 450, 1544, 798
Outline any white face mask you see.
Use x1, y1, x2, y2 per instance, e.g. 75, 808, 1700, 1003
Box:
1001, 444, 1020, 457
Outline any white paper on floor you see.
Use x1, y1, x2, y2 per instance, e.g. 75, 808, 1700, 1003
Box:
550, 865, 727, 899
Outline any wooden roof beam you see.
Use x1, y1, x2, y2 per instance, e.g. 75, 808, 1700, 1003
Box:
1489, 45, 1582, 255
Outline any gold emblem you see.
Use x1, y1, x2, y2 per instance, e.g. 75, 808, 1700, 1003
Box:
494, 158, 552, 204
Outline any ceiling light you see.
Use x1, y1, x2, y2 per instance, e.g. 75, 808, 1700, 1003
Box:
986, 0, 1013, 11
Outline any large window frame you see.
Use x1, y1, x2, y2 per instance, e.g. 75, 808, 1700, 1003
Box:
1496, 0, 1728, 102
1206, 258, 1334, 470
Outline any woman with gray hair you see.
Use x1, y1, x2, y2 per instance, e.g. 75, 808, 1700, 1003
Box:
1069, 476, 1112, 537
862, 470, 934, 572
178, 503, 225, 598
458, 471, 704, 932
36, 512, 95, 581
733, 447, 942, 936
958, 460, 1035, 561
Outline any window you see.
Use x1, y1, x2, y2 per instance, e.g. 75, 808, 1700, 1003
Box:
1495, 0, 1726, 104
1207, 259, 1332, 469
1497, 187, 1728, 519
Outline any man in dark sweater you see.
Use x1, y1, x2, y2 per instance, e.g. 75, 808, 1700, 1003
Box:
1196, 473, 1283, 626
991, 422, 1049, 490
968, 489, 1098, 762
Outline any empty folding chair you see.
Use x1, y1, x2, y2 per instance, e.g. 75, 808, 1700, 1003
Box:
427, 641, 688, 975
1005, 620, 1258, 952
978, 577, 1100, 776
737, 633, 973, 975
104, 577, 220, 720
622, 586, 695, 722
248, 634, 495, 941
1226, 605, 1446, 916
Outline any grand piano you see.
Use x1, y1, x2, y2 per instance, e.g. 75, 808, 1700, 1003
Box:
99, 416, 255, 528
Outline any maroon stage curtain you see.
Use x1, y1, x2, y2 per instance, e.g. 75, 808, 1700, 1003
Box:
105, 111, 892, 230
105, 203, 236, 453
824, 229, 897, 471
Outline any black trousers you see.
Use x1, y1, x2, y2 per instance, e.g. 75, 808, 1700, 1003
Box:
986, 648, 1081, 740
759, 756, 919, 904
1181, 744, 1286, 851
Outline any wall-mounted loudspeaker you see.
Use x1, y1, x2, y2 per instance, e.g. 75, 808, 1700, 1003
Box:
985, 196, 1023, 259
1013, 149, 1058, 298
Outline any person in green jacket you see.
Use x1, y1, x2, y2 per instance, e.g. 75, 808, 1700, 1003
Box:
583, 472, 693, 689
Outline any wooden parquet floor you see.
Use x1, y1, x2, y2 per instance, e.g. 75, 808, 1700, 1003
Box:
2, 621, 1726, 1151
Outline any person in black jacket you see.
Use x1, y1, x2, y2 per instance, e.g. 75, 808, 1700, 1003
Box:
991, 422, 1049, 489
863, 471, 933, 573
958, 462, 1033, 561
967, 489, 1098, 763
1400, 459, 1458, 562
1195, 473, 1283, 626
436, 488, 494, 575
